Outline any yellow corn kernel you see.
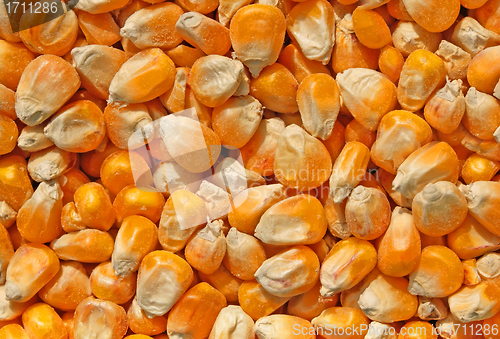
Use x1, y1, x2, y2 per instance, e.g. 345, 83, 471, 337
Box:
38, 261, 91, 311
448, 279, 500, 322
27, 146, 77, 182
166, 45, 206, 68
324, 197, 351, 239
412, 181, 468, 236
90, 261, 136, 304
136, 250, 193, 317
20, 11, 78, 56
467, 46, 500, 95
5, 244, 59, 303
0, 114, 18, 156
377, 207, 421, 277
0, 41, 34, 91
223, 228, 266, 280
435, 40, 471, 81
345, 186, 391, 240
238, 281, 290, 320
464, 87, 500, 140
417, 296, 449, 321
112, 215, 158, 277
0, 84, 16, 121
185, 220, 226, 275
73, 297, 128, 339
0, 324, 29, 338
286, 0, 335, 65
240, 117, 286, 176
401, 0, 460, 33
254, 315, 313, 339
157, 190, 208, 252
50, 229, 114, 263
287, 281, 339, 321
337, 68, 397, 131
76, 10, 120, 46
460, 181, 500, 236
0, 225, 12, 286
320, 237, 377, 297
16, 55, 80, 126
175, 12, 231, 56
167, 282, 227, 339
392, 21, 442, 58
329, 141, 371, 204
113, 185, 165, 226
311, 307, 369, 339
212, 96, 264, 148
100, 150, 152, 196
22, 303, 67, 339
352, 7, 392, 49
408, 245, 464, 298
76, 0, 131, 14
344, 119, 376, 149
451, 17, 500, 57
61, 201, 86, 233
121, 3, 183, 50
209, 305, 254, 339
73, 182, 115, 231
127, 298, 167, 336
462, 132, 500, 162
230, 4, 286, 77
321, 121, 345, 163
398, 49, 447, 111
379, 46, 404, 83
462, 154, 500, 184
278, 43, 331, 84
198, 263, 242, 304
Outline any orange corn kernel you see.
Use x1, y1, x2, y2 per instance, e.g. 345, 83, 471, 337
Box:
57, 168, 91, 206
450, 17, 500, 57
223, 228, 266, 280
332, 14, 380, 74
462, 154, 500, 183
274, 125, 332, 190
419, 233, 447, 249
167, 282, 227, 339
38, 261, 91, 311
16, 55, 80, 126
476, 0, 500, 34
90, 261, 136, 304
17, 180, 63, 243
311, 307, 369, 339
27, 146, 77, 182
188, 55, 244, 108
157, 190, 208, 252
397, 321, 437, 339
437, 123, 469, 147
344, 119, 376, 149
448, 279, 500, 322
397, 50, 447, 112
464, 88, 500, 140
109, 48, 176, 103
0, 201, 17, 229
0, 114, 18, 156
321, 121, 346, 163
286, 0, 335, 65
73, 297, 128, 339
73, 182, 115, 231
166, 45, 206, 68
230, 4, 286, 77
378, 207, 421, 277
371, 110, 433, 174
0, 224, 13, 285
461, 0, 488, 8
392, 21, 442, 58
211, 96, 264, 148
238, 281, 290, 320
447, 213, 500, 259
175, 0, 218, 13
72, 45, 129, 100
254, 315, 314, 339
112, 215, 158, 277
127, 298, 167, 336
378, 46, 404, 84
467, 46, 500, 95
113, 185, 165, 225
345, 186, 391, 240
20, 11, 78, 56
408, 245, 464, 298
462, 132, 500, 162
412, 181, 468, 236
401, 0, 460, 33
358, 274, 418, 323
240, 117, 286, 176
255, 246, 320, 298
460, 181, 500, 236
249, 63, 299, 114
50, 229, 114, 263
5, 244, 60, 302
80, 143, 120, 179
387, 0, 413, 21
136, 250, 193, 317
297, 74, 340, 140
337, 68, 397, 131
175, 12, 231, 56
278, 43, 331, 84
76, 10, 120, 46
67, 88, 107, 112
44, 100, 106, 153
288, 281, 339, 321
320, 237, 377, 297
198, 263, 243, 304
0, 84, 16, 121
393, 142, 460, 200
329, 141, 371, 204
352, 7, 392, 49
0, 324, 29, 338
7, 226, 28, 251
100, 150, 152, 196
255, 194, 327, 246
0, 40, 34, 91
103, 102, 153, 150
121, 3, 184, 50
185, 220, 226, 275
22, 303, 67, 339
0, 285, 37, 322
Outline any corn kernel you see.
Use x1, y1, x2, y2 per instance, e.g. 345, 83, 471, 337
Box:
113, 185, 165, 225
224, 228, 266, 280
0, 324, 29, 338
467, 46, 500, 95
165, 45, 206, 68
0, 41, 34, 91
238, 281, 290, 320
73, 182, 115, 231
50, 229, 114, 263
311, 307, 369, 339
0, 84, 16, 121
448, 279, 500, 322
76, 10, 121, 46
435, 40, 471, 81
22, 303, 67, 339
209, 305, 254, 339
417, 297, 448, 321
90, 261, 136, 304
278, 43, 331, 84
254, 314, 313, 339
198, 262, 243, 304
460, 181, 500, 236
127, 298, 167, 336
392, 22, 442, 57
27, 146, 76, 182
352, 7, 392, 49
185, 220, 226, 274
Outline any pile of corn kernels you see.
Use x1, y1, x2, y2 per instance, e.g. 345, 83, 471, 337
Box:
1, 0, 500, 337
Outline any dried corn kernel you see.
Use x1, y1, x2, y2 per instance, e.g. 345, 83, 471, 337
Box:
90, 261, 136, 304
73, 182, 115, 231
50, 229, 114, 263
435, 40, 471, 80
467, 46, 500, 94
76, 10, 121, 46
352, 7, 392, 49
0, 41, 34, 91
22, 303, 67, 339
278, 43, 331, 84
238, 281, 290, 320
185, 220, 226, 275
209, 305, 254, 339
127, 298, 167, 336
224, 228, 266, 280
448, 279, 500, 322
113, 185, 165, 225
311, 307, 369, 339
460, 181, 500, 236
254, 314, 313, 339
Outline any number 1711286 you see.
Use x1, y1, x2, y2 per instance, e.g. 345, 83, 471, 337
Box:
5, 1, 59, 14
